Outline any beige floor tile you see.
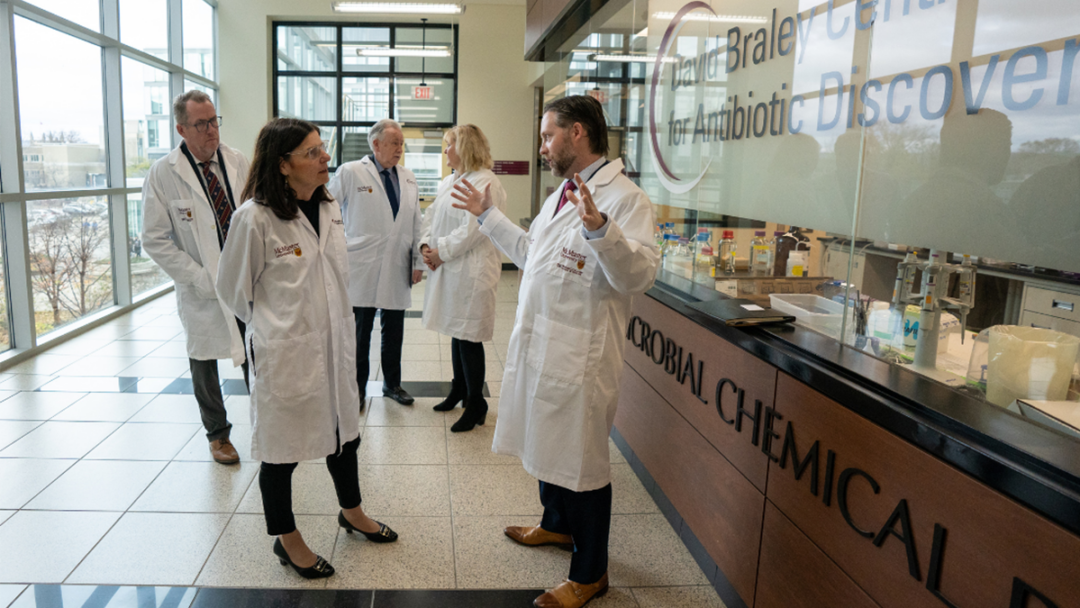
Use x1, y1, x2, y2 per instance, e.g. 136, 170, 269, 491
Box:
402, 330, 440, 345
120, 326, 184, 342
357, 465, 451, 517
611, 464, 660, 515
327, 516, 454, 589
0, 421, 119, 459
84, 422, 200, 460
584, 587, 640, 608
148, 341, 192, 358
92, 340, 167, 357
0, 421, 40, 451
609, 438, 627, 464
0, 510, 120, 583
196, 514, 335, 589
0, 458, 76, 509
453, 515, 571, 588
224, 395, 252, 425
236, 463, 339, 516
0, 375, 54, 391
43, 337, 115, 357
366, 397, 449, 427
4, 355, 78, 376
445, 425, 519, 466
25, 460, 167, 511
608, 514, 710, 587
131, 461, 259, 513
67, 512, 230, 585
487, 382, 501, 397
57, 357, 142, 377
632, 585, 726, 607
118, 357, 190, 379
128, 394, 204, 424
175, 425, 254, 462
217, 360, 247, 380
449, 464, 542, 517
399, 361, 445, 382
49, 393, 155, 422
358, 426, 447, 465
0, 391, 86, 421
400, 344, 441, 361
0, 584, 25, 607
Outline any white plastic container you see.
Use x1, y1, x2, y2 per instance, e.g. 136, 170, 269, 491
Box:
769, 294, 854, 341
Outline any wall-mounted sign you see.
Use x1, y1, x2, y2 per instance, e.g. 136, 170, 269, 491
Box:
413, 86, 433, 100
493, 160, 529, 175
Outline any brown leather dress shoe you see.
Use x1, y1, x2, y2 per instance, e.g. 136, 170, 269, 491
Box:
504, 526, 573, 547
534, 573, 609, 608
210, 438, 240, 464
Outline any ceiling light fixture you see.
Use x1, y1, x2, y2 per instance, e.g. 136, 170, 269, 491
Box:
333, 2, 464, 14
590, 54, 676, 64
651, 12, 766, 23
356, 47, 452, 57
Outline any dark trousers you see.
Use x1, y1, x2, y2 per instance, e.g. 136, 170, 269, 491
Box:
259, 436, 362, 536
539, 480, 612, 585
190, 318, 249, 442
354, 307, 405, 391
450, 338, 485, 401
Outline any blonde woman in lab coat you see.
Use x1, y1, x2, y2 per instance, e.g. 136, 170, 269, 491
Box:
216, 118, 398, 580
419, 124, 506, 432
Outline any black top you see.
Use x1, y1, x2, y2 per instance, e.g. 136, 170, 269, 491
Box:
297, 198, 320, 237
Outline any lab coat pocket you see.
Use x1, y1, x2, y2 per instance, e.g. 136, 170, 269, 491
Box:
167, 200, 199, 242
525, 314, 590, 386
257, 331, 327, 400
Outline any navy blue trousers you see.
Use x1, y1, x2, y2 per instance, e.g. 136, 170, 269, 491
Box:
539, 480, 612, 585
354, 307, 405, 391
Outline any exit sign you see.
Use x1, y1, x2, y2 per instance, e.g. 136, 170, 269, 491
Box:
413, 86, 433, 100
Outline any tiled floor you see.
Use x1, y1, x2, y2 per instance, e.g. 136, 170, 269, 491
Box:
0, 273, 723, 607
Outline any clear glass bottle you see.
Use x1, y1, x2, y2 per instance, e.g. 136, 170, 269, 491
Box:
699, 245, 716, 278
718, 230, 737, 275
751, 230, 771, 276
695, 227, 711, 257
654, 224, 664, 249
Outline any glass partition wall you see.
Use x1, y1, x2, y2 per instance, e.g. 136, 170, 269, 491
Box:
0, 0, 218, 353
543, 0, 1080, 452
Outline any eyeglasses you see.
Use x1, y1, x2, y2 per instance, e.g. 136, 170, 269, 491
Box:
284, 142, 328, 161
188, 116, 222, 133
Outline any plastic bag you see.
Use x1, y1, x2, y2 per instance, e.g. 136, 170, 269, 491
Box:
976, 326, 1080, 407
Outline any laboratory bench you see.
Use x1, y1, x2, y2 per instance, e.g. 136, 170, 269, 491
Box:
612, 270, 1080, 608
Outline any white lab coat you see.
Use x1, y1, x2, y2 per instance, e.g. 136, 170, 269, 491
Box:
215, 198, 361, 464
419, 170, 506, 343
139, 145, 247, 367
141, 144, 249, 365
481, 159, 659, 491
327, 157, 423, 310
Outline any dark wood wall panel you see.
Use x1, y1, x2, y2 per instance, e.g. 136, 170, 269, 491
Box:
755, 501, 881, 608
626, 295, 776, 491
768, 372, 1080, 608
615, 366, 764, 607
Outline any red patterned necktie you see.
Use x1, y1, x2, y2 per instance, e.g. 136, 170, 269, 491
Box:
200, 161, 232, 241
555, 179, 577, 216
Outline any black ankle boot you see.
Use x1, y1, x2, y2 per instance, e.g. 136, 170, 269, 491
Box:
451, 398, 488, 433
433, 380, 466, 412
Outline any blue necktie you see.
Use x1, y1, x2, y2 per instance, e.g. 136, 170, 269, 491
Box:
381, 168, 399, 219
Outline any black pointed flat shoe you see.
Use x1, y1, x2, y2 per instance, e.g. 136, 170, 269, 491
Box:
273, 537, 335, 579
338, 511, 399, 543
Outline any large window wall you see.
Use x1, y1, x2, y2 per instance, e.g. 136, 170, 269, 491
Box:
0, 0, 218, 354
273, 22, 458, 200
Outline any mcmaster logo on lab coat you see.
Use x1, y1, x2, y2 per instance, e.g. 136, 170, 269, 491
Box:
275, 242, 301, 258
558, 247, 587, 275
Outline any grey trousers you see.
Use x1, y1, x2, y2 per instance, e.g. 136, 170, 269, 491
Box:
190, 319, 249, 442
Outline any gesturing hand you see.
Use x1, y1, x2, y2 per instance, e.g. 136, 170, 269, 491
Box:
450, 178, 492, 217
564, 173, 606, 232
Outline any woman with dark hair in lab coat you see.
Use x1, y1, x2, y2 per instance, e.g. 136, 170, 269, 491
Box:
216, 118, 398, 579
419, 124, 506, 432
